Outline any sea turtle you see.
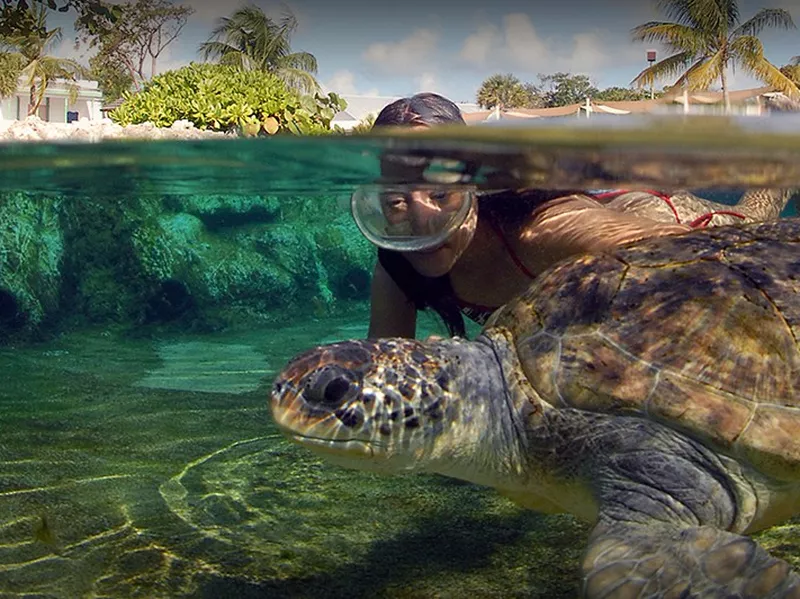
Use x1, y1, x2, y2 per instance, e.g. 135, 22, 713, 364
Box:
270, 217, 800, 598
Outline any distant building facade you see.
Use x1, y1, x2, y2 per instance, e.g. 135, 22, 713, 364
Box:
0, 77, 104, 122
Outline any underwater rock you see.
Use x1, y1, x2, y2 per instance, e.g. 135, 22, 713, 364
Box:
0, 192, 64, 339
59, 196, 164, 325
313, 214, 375, 300
166, 194, 282, 230
251, 224, 334, 313
0, 116, 231, 142
132, 213, 310, 326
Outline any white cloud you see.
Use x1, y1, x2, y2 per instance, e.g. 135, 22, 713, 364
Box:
324, 70, 379, 96
459, 24, 500, 67
502, 13, 550, 67
363, 28, 439, 75
458, 13, 642, 77
325, 70, 359, 94
416, 72, 439, 93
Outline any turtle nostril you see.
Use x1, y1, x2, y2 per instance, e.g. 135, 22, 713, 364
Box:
303, 367, 356, 408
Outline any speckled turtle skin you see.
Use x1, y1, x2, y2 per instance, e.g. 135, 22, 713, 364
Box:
271, 218, 800, 598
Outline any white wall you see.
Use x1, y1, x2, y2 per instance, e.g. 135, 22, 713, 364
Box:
2, 78, 104, 122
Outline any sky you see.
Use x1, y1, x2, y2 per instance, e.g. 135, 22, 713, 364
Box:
47, 0, 800, 103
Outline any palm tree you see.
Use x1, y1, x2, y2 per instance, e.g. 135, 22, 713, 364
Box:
631, 0, 799, 113
0, 3, 87, 116
199, 4, 318, 94
476, 73, 540, 110
783, 54, 800, 86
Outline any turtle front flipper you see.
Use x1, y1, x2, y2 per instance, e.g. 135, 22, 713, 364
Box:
582, 520, 800, 598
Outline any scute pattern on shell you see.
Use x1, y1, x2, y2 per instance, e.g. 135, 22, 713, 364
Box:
487, 219, 800, 481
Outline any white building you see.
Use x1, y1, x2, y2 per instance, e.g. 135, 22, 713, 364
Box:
0, 77, 104, 122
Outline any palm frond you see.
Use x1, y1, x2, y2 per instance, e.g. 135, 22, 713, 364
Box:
200, 4, 317, 81
630, 50, 695, 88
715, 0, 740, 31
275, 67, 319, 94
732, 36, 800, 99
39, 55, 88, 79
790, 55, 799, 65
687, 0, 736, 38
631, 21, 706, 53
198, 40, 238, 62
780, 63, 800, 84
653, 0, 695, 26
732, 8, 795, 38
276, 51, 317, 74
672, 50, 725, 90
40, 26, 62, 55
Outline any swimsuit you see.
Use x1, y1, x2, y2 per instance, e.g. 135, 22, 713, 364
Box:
457, 220, 537, 325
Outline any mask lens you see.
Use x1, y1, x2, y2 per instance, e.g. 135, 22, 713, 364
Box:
351, 185, 475, 251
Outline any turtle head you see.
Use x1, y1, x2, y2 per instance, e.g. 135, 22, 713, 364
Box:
270, 334, 520, 476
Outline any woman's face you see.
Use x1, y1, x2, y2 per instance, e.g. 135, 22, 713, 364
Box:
377, 123, 477, 278
400, 199, 477, 277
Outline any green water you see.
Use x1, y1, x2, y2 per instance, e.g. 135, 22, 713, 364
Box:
0, 117, 799, 598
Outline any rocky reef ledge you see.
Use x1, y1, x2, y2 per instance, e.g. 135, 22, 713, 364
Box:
0, 116, 232, 142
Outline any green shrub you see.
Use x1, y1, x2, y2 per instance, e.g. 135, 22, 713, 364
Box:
110, 62, 346, 135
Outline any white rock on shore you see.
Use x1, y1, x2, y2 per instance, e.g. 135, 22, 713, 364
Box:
0, 116, 234, 142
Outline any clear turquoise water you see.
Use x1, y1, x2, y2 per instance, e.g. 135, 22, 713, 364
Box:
0, 120, 798, 598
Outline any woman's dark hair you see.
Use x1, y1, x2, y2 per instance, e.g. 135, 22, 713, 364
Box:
373, 92, 466, 128
378, 189, 583, 337
371, 93, 579, 337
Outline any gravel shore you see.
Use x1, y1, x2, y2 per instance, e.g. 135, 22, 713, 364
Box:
0, 116, 233, 142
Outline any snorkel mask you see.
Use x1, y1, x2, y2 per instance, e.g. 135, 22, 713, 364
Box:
351, 153, 479, 252
350, 184, 477, 252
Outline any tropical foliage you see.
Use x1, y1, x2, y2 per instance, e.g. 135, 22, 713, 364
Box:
593, 86, 663, 101
110, 63, 344, 135
476, 72, 640, 108
0, 2, 87, 114
538, 72, 598, 106
75, 0, 192, 93
1, 0, 123, 37
631, 0, 799, 112
0, 51, 25, 97
349, 112, 376, 134
476, 73, 541, 109
199, 4, 318, 94
782, 55, 800, 87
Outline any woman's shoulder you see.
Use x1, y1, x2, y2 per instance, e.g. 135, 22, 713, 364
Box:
478, 188, 598, 229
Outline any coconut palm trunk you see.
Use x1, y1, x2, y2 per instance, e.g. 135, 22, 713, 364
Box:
720, 65, 730, 114
28, 83, 37, 116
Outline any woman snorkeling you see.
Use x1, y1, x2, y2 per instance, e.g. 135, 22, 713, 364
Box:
353, 92, 793, 339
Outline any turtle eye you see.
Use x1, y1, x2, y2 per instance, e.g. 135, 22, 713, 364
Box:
303, 366, 357, 408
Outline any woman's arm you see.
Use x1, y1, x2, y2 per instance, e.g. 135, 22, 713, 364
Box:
367, 260, 418, 339
518, 195, 692, 269
519, 195, 692, 274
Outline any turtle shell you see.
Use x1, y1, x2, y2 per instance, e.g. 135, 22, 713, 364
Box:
486, 218, 800, 481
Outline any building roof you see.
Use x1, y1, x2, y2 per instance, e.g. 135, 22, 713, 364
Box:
462, 86, 799, 123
